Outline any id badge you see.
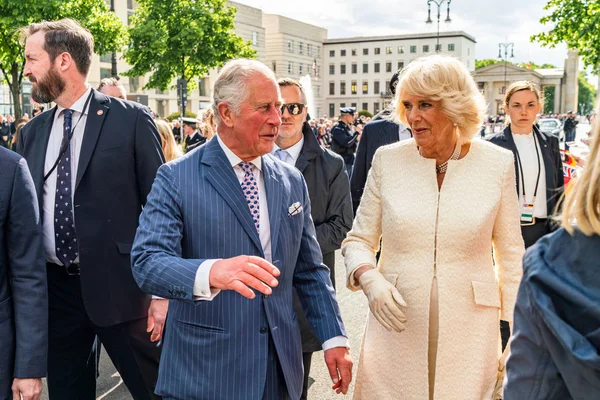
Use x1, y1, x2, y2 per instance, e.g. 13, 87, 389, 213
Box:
520, 203, 534, 224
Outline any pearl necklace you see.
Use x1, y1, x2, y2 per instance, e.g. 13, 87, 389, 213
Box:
435, 142, 462, 174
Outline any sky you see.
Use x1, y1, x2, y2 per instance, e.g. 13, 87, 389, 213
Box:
236, 0, 597, 86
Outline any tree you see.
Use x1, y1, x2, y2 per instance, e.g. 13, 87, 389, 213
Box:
124, 0, 256, 113
578, 71, 596, 114
475, 59, 504, 70
533, 0, 600, 73
0, 0, 126, 120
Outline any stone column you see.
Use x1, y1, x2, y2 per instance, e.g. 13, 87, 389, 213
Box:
553, 84, 561, 115
563, 49, 579, 113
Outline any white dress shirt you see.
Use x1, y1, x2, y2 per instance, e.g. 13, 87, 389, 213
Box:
273, 136, 304, 166
194, 135, 348, 350
43, 87, 93, 264
513, 132, 548, 217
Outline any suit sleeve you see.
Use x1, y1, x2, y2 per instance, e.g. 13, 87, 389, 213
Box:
314, 155, 353, 254
131, 164, 205, 300
8, 158, 48, 378
350, 125, 370, 214
492, 155, 525, 323
134, 106, 165, 204
293, 176, 347, 343
331, 126, 358, 148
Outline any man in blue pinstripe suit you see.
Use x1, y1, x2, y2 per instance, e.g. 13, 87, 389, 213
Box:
132, 59, 352, 400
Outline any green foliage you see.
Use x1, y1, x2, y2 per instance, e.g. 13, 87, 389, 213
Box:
475, 59, 504, 69
518, 61, 557, 69
543, 86, 555, 113
578, 71, 596, 114
166, 110, 197, 121
0, 0, 126, 119
358, 110, 373, 118
124, 0, 256, 92
533, 0, 600, 73
475, 59, 557, 70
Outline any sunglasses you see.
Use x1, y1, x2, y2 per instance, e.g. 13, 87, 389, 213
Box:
280, 103, 306, 115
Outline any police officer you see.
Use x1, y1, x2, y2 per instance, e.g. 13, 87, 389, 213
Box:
330, 107, 360, 178
183, 117, 205, 152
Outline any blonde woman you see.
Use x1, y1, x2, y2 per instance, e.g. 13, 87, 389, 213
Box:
505, 100, 600, 399
155, 120, 182, 162
199, 108, 216, 141
342, 55, 524, 400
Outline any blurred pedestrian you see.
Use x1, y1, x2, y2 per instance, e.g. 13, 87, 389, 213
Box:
330, 107, 359, 178
155, 119, 182, 162
182, 117, 204, 152
97, 77, 127, 100
199, 108, 216, 141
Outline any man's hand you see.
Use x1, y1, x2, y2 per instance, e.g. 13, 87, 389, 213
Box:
324, 347, 353, 394
209, 255, 280, 299
12, 378, 42, 400
147, 299, 169, 342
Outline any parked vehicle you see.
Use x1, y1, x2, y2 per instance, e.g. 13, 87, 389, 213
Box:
538, 118, 563, 139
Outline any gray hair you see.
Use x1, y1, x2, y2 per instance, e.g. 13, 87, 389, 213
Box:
212, 59, 277, 126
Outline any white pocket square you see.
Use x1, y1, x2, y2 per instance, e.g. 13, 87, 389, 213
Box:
288, 202, 303, 217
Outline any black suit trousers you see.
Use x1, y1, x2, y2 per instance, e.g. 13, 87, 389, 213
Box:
46, 263, 161, 400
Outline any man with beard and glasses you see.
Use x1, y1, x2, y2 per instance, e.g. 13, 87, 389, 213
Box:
273, 78, 353, 400
17, 19, 165, 400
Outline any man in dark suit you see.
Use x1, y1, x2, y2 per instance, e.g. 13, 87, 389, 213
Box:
330, 107, 360, 178
131, 59, 352, 400
18, 19, 164, 399
274, 78, 353, 399
0, 147, 48, 400
0, 115, 10, 148
182, 117, 205, 152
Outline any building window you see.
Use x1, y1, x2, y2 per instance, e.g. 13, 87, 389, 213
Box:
362, 81, 368, 94
299, 64, 303, 74
448, 43, 455, 51
352, 49, 357, 56
272, 61, 277, 72
288, 40, 294, 53
499, 86, 506, 95
374, 81, 380, 94
199, 78, 207, 97
341, 49, 346, 56
329, 50, 335, 57
288, 61, 293, 74
351, 80, 357, 95
316, 45, 320, 56
374, 102, 380, 114
129, 77, 140, 93
398, 46, 405, 54
410, 45, 417, 53
252, 31, 258, 46
340, 81, 346, 95
362, 102, 368, 111
374, 47, 381, 55
468, 48, 470, 56
397, 61, 404, 70
363, 48, 369, 56
299, 42, 303, 55
351, 63, 357, 74
435, 44, 442, 52
329, 82, 335, 95
100, 53, 112, 63
386, 46, 392, 54
423, 45, 430, 53
307, 44, 312, 56
386, 62, 392, 73
363, 63, 368, 73
100, 67, 112, 80
340, 63, 346, 74
156, 100, 166, 118
385, 80, 390, 91
340, 103, 346, 108
329, 64, 335, 75
374, 62, 380, 73
351, 102, 357, 109
329, 103, 335, 118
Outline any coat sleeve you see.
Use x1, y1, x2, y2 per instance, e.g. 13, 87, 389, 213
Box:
492, 155, 525, 323
131, 164, 205, 301
134, 106, 165, 205
350, 125, 370, 214
331, 126, 358, 148
314, 155, 353, 254
8, 158, 48, 378
342, 148, 383, 291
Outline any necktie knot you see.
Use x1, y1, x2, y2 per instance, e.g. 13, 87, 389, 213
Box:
239, 161, 253, 174
63, 109, 73, 121
276, 149, 292, 164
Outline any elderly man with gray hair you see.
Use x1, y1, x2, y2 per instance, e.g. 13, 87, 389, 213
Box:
131, 58, 352, 400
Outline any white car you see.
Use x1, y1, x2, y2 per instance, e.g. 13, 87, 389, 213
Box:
538, 118, 563, 139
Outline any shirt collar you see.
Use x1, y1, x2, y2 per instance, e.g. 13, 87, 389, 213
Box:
56, 87, 92, 116
215, 134, 262, 171
273, 135, 304, 163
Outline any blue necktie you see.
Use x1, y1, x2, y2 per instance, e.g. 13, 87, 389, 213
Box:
54, 109, 79, 269
275, 149, 292, 165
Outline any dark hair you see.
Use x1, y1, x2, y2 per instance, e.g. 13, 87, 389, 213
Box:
20, 19, 94, 76
277, 77, 307, 103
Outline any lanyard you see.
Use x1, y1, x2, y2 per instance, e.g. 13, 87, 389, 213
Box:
43, 91, 93, 182
514, 132, 542, 204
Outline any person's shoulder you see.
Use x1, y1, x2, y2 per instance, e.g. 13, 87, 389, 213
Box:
486, 130, 508, 144
0, 146, 22, 169
96, 90, 150, 115
472, 138, 513, 161
321, 147, 345, 165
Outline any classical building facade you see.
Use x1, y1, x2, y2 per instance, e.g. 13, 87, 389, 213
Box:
323, 31, 476, 117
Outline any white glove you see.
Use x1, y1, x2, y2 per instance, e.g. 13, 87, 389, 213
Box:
358, 269, 408, 332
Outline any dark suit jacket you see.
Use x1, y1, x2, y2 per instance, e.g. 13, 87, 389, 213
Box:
185, 132, 205, 152
17, 89, 164, 327
0, 147, 47, 396
351, 118, 404, 214
487, 125, 564, 218
293, 122, 353, 352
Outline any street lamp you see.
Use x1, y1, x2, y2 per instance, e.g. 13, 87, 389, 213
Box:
426, 0, 452, 53
110, 0, 118, 78
498, 42, 514, 100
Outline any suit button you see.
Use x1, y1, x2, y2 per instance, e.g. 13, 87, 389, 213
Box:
260, 327, 267, 334
264, 294, 269, 299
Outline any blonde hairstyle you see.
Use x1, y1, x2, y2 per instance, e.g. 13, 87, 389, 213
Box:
395, 55, 486, 144
155, 120, 182, 162
561, 100, 600, 235
199, 108, 216, 141
504, 80, 542, 106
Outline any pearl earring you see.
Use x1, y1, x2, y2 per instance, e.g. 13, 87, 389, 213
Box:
453, 122, 458, 127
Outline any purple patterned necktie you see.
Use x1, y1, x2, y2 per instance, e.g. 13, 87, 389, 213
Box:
239, 162, 260, 233
54, 109, 79, 270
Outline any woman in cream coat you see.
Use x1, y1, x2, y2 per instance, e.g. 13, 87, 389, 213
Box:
343, 55, 525, 400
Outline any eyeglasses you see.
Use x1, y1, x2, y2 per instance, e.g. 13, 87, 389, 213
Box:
280, 103, 306, 116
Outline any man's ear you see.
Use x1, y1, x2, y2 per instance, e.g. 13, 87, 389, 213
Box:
217, 102, 235, 128
57, 52, 73, 72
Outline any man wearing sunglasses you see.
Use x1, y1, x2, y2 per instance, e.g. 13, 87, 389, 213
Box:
274, 78, 353, 400
330, 107, 360, 178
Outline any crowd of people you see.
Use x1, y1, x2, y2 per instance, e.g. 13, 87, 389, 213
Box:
1, 17, 599, 400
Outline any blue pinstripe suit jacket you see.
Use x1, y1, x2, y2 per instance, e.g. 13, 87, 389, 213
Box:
131, 138, 346, 400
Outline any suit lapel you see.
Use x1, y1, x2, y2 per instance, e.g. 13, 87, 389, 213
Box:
202, 139, 263, 253
262, 155, 282, 255
76, 90, 109, 190
28, 108, 56, 207
295, 123, 321, 173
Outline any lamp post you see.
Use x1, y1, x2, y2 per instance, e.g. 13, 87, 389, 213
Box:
498, 42, 514, 100
426, 0, 452, 53
110, 0, 118, 77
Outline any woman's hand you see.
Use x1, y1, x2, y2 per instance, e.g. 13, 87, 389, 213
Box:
358, 269, 408, 332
